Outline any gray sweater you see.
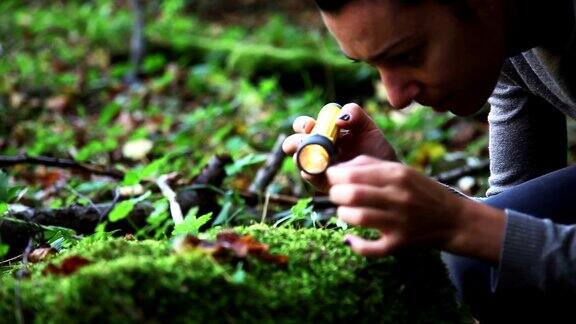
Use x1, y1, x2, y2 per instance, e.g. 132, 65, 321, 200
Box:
485, 0, 576, 306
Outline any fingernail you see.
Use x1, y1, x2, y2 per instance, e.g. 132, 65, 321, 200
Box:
343, 238, 351, 246
302, 121, 307, 130
339, 114, 351, 121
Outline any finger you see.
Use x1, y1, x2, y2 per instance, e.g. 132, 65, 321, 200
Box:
337, 206, 394, 228
329, 184, 392, 208
293, 116, 316, 134
327, 161, 407, 186
301, 171, 329, 193
332, 155, 382, 168
335, 103, 377, 132
343, 234, 398, 257
282, 133, 308, 155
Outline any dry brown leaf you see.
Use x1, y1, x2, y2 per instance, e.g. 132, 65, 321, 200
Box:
29, 247, 57, 263
173, 231, 288, 266
46, 95, 69, 112
43, 256, 92, 276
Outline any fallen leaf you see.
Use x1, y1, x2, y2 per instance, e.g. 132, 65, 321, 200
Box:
172, 235, 202, 254
173, 231, 288, 266
43, 255, 91, 276
122, 139, 153, 160
46, 95, 69, 112
29, 247, 57, 263
37, 168, 63, 189
119, 184, 145, 196
10, 93, 25, 108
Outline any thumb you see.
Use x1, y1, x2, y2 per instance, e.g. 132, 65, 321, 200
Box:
343, 234, 398, 257
335, 103, 379, 133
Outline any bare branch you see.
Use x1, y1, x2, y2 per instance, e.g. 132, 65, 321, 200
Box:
0, 155, 124, 180
249, 134, 287, 193
125, 0, 145, 85
432, 159, 489, 185
156, 173, 184, 224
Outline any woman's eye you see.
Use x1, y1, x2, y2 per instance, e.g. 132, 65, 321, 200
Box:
391, 52, 419, 65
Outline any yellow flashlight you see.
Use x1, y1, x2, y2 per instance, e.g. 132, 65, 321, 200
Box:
296, 103, 342, 175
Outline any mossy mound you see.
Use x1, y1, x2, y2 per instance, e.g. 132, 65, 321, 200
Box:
0, 225, 469, 323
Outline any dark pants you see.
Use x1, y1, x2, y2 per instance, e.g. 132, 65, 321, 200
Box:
441, 166, 576, 323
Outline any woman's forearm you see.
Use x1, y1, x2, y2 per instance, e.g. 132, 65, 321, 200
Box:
444, 200, 507, 263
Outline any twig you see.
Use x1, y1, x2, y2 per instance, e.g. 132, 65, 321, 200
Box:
249, 134, 287, 193
14, 238, 33, 324
240, 191, 334, 208
176, 155, 232, 215
0, 253, 24, 266
432, 159, 490, 185
126, 0, 145, 85
260, 192, 270, 224
157, 173, 184, 225
0, 154, 124, 180
8, 202, 152, 235
99, 188, 121, 223
65, 184, 103, 220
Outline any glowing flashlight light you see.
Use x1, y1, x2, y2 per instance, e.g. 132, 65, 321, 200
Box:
296, 103, 342, 175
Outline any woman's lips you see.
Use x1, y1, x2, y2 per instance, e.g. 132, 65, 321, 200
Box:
417, 94, 452, 112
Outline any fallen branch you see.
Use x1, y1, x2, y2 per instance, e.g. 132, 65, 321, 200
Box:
176, 155, 232, 215
239, 191, 333, 208
125, 0, 145, 85
10, 202, 152, 235
1, 155, 233, 252
248, 134, 287, 193
432, 159, 490, 185
0, 152, 489, 254
0, 155, 124, 180
157, 173, 184, 224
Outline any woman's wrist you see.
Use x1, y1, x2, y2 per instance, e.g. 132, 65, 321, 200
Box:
444, 199, 507, 263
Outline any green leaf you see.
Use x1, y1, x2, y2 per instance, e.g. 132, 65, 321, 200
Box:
108, 200, 136, 222
98, 102, 121, 126
0, 243, 9, 259
122, 170, 141, 186
122, 157, 168, 186
0, 170, 21, 202
172, 209, 213, 236
291, 197, 313, 219
43, 226, 78, 250
75, 181, 110, 194
76, 139, 117, 162
147, 199, 169, 225
0, 203, 7, 215
274, 198, 314, 228
225, 153, 268, 176
231, 263, 246, 284
108, 191, 152, 222
141, 157, 168, 178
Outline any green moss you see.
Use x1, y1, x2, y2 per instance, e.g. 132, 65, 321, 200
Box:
0, 226, 469, 323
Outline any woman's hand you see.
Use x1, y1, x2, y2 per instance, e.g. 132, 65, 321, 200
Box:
326, 155, 506, 262
282, 103, 397, 192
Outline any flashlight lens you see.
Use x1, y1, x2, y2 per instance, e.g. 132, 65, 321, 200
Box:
298, 144, 330, 174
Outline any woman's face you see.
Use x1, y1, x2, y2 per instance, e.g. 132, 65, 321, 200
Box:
321, 0, 507, 116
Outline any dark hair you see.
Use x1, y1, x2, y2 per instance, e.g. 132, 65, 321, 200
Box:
313, 0, 358, 12
314, 0, 473, 19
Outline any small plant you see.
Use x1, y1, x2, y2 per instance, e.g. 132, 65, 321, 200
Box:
172, 207, 213, 236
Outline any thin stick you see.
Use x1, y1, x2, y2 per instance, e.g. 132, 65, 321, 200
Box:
0, 155, 124, 179
65, 184, 103, 219
0, 253, 24, 266
156, 173, 184, 224
126, 0, 145, 85
14, 238, 33, 324
249, 134, 287, 193
260, 192, 270, 224
432, 159, 489, 185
